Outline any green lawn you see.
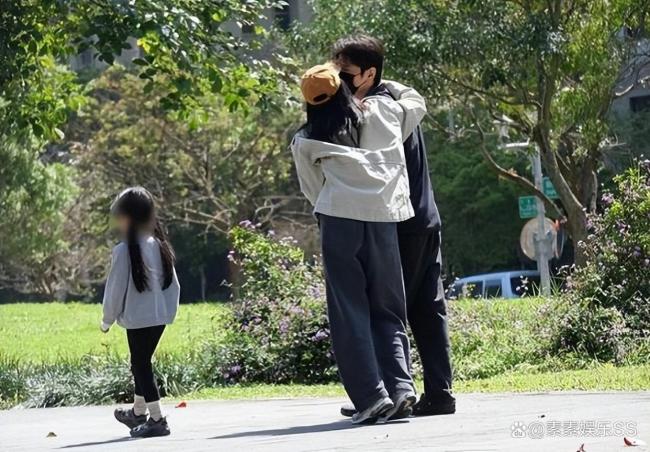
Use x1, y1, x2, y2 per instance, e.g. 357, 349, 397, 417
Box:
185, 364, 650, 400
0, 302, 230, 363
2, 300, 649, 401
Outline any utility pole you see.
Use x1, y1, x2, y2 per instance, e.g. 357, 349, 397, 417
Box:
531, 148, 552, 296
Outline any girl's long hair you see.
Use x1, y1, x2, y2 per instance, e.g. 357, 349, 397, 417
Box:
303, 82, 362, 145
111, 187, 175, 292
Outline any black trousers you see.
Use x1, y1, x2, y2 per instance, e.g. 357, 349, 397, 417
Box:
398, 229, 453, 397
127, 325, 165, 402
319, 214, 413, 412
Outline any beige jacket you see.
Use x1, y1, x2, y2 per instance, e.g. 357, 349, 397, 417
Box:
291, 81, 426, 222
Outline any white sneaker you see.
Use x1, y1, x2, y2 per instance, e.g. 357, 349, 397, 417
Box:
378, 391, 417, 423
351, 397, 394, 425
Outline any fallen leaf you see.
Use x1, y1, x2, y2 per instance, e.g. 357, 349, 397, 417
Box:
46, 432, 57, 438
624, 437, 647, 447
577, 444, 586, 452
175, 401, 187, 408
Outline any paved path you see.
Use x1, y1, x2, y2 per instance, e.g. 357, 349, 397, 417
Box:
1, 392, 650, 451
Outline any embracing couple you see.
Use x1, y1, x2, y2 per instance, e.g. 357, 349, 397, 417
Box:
291, 35, 455, 424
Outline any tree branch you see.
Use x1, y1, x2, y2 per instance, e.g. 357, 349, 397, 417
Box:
474, 119, 565, 219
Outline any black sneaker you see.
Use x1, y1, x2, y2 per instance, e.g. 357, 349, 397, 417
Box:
130, 417, 171, 438
114, 408, 147, 429
412, 392, 456, 416
340, 402, 355, 418
378, 391, 416, 423
341, 400, 413, 421
351, 397, 394, 425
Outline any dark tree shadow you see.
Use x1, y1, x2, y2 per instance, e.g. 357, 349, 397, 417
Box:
211, 419, 408, 440
59, 436, 134, 448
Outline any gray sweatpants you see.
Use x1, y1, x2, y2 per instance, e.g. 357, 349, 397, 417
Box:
319, 214, 414, 412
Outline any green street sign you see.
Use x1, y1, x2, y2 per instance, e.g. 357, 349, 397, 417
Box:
518, 196, 538, 219
543, 177, 559, 199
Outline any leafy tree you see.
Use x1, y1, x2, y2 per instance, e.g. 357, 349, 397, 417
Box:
0, 139, 78, 297
292, 0, 650, 265
1, 0, 289, 141
1, 0, 293, 298
58, 67, 304, 297
427, 130, 529, 277
68, 67, 302, 233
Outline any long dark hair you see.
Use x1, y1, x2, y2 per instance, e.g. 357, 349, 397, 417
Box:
111, 187, 175, 292
304, 82, 362, 146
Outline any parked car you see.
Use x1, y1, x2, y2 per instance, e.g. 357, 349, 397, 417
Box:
447, 270, 541, 299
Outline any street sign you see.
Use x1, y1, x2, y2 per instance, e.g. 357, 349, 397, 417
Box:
542, 177, 559, 199
518, 196, 538, 219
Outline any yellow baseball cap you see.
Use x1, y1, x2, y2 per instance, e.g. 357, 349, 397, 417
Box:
300, 63, 341, 106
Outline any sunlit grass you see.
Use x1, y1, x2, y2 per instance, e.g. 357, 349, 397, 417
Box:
0, 302, 230, 363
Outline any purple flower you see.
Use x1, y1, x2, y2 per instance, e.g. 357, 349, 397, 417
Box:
230, 365, 241, 375
308, 285, 323, 299
238, 220, 255, 229
602, 192, 614, 207
311, 329, 329, 342
227, 250, 236, 262
289, 306, 304, 315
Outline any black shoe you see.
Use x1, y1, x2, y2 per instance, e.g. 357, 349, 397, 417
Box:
341, 396, 413, 422
379, 391, 416, 423
340, 402, 355, 418
412, 392, 456, 416
114, 408, 147, 429
351, 397, 394, 425
130, 417, 171, 438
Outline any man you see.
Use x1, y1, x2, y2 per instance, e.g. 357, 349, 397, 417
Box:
333, 35, 456, 416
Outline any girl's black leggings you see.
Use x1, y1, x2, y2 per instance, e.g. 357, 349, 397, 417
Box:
127, 325, 166, 402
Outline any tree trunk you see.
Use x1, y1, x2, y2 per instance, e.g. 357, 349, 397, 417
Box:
535, 133, 590, 267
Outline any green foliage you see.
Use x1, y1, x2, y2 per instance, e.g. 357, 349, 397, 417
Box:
450, 297, 555, 379
554, 161, 650, 360
0, 139, 77, 295
217, 225, 335, 384
68, 67, 302, 234
1, 0, 289, 141
50, 67, 304, 297
427, 130, 528, 275
2, 295, 648, 407
290, 0, 650, 265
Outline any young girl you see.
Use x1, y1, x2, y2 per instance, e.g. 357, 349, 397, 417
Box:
101, 186, 180, 438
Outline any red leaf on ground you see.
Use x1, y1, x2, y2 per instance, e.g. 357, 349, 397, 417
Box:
624, 437, 647, 447
175, 401, 187, 408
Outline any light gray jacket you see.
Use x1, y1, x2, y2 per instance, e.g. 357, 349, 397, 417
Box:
102, 236, 180, 330
291, 81, 425, 222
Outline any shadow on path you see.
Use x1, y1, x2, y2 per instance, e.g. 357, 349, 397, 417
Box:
59, 436, 134, 448
211, 419, 408, 440
211, 420, 358, 439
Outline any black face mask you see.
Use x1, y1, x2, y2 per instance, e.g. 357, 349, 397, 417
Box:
339, 71, 360, 94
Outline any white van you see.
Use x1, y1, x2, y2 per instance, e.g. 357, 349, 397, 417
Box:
447, 270, 541, 299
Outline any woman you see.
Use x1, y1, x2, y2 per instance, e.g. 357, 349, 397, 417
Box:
291, 63, 426, 424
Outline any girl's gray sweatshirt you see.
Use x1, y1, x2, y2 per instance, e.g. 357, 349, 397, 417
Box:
101, 236, 180, 330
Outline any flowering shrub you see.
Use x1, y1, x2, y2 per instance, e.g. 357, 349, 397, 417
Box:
214, 224, 336, 384
554, 161, 650, 361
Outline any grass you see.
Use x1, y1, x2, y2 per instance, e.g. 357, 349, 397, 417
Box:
0, 302, 230, 363
183, 364, 650, 401
2, 299, 649, 405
